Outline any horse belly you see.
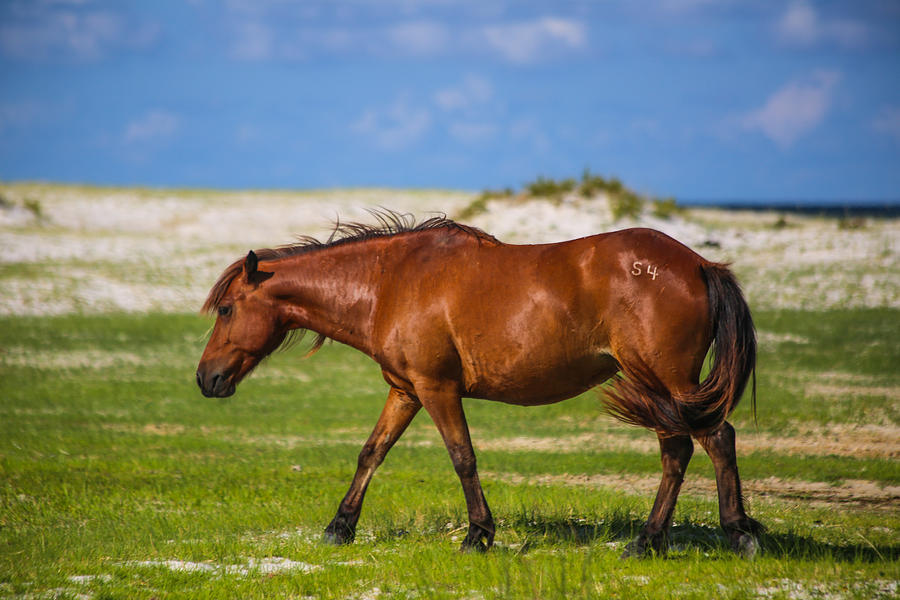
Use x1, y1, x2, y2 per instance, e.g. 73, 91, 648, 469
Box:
464, 349, 619, 406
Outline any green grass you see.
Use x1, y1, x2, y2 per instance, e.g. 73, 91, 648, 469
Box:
1, 310, 898, 599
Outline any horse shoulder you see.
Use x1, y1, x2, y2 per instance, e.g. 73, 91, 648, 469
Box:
369, 234, 477, 385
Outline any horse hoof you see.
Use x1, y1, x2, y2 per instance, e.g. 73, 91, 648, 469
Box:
621, 533, 667, 559
733, 533, 759, 559
620, 538, 649, 559
459, 539, 487, 553
322, 531, 344, 545
322, 529, 354, 545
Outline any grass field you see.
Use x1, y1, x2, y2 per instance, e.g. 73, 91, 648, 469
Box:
1, 308, 897, 599
1, 185, 898, 598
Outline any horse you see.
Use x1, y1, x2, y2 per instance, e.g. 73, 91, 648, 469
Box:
196, 211, 762, 558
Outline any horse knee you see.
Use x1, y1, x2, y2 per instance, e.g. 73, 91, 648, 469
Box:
453, 455, 476, 479
661, 457, 689, 482
357, 443, 384, 470
660, 436, 693, 480
708, 421, 735, 446
448, 445, 477, 479
699, 421, 737, 460
716, 421, 735, 443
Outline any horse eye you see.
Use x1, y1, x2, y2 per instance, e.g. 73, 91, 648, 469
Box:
218, 305, 232, 317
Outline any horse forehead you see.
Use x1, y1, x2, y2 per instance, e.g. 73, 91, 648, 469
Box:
230, 287, 274, 313
222, 276, 253, 302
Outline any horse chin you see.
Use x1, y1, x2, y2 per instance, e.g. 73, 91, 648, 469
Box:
201, 382, 236, 398
214, 383, 236, 398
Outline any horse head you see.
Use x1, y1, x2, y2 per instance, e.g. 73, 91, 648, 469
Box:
196, 250, 283, 397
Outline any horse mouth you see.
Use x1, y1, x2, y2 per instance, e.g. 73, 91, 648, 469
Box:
201, 384, 235, 398
197, 370, 237, 398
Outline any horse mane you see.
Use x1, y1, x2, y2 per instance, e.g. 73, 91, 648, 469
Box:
201, 209, 498, 315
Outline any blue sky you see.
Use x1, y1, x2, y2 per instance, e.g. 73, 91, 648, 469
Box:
1, 1, 899, 201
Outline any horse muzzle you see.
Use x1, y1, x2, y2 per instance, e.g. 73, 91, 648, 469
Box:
196, 368, 236, 398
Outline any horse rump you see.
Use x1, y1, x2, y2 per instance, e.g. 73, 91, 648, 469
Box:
603, 262, 757, 436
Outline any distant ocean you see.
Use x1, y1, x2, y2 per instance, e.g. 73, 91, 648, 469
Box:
681, 200, 900, 218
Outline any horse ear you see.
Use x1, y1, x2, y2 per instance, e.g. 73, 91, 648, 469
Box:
244, 250, 258, 276
244, 250, 273, 285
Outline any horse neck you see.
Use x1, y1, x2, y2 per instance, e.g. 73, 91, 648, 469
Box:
267, 241, 393, 356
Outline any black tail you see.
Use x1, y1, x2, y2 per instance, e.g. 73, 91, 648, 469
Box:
604, 263, 757, 436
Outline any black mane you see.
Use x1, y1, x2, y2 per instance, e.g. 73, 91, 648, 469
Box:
260, 209, 498, 262
202, 209, 497, 314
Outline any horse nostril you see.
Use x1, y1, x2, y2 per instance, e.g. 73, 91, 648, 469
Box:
210, 373, 225, 393
196, 370, 203, 389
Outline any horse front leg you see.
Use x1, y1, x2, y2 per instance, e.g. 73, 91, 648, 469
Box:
419, 387, 494, 552
622, 433, 693, 558
696, 421, 763, 558
323, 386, 421, 545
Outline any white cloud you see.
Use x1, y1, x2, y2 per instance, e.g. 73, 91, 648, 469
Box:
387, 21, 450, 55
872, 106, 900, 142
448, 121, 497, 143
226, 20, 451, 62
1, 11, 117, 60
351, 99, 431, 150
124, 110, 179, 144
0, 102, 41, 133
229, 22, 274, 60
221, 10, 587, 65
776, 1, 818, 45
235, 123, 264, 144
481, 17, 586, 64
741, 70, 841, 148
432, 75, 501, 143
509, 117, 550, 153
434, 75, 493, 111
0, 7, 158, 61
664, 38, 717, 57
775, 1, 868, 48
655, 0, 721, 14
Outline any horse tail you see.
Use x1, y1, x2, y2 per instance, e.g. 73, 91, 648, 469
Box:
604, 262, 757, 436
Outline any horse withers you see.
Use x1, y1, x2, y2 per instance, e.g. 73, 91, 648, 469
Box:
196, 212, 762, 557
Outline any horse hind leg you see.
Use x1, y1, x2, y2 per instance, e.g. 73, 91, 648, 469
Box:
323, 386, 421, 545
622, 433, 693, 558
695, 421, 763, 558
609, 345, 699, 557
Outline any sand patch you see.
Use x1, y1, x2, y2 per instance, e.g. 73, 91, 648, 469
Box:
785, 370, 900, 402
102, 423, 219, 437
749, 477, 900, 507
756, 578, 898, 600
96, 417, 899, 460
142, 423, 187, 436
130, 556, 319, 576
477, 432, 656, 455
238, 427, 369, 449
742, 423, 900, 459
0, 348, 154, 369
803, 381, 900, 401
486, 471, 900, 509
756, 330, 810, 350
470, 420, 900, 460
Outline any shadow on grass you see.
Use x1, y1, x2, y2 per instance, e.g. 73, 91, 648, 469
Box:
757, 529, 898, 563
506, 511, 643, 549
500, 513, 897, 562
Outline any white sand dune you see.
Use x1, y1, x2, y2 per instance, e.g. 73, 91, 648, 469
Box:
0, 184, 897, 315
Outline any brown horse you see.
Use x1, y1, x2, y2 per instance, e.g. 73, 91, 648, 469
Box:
196, 211, 762, 557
